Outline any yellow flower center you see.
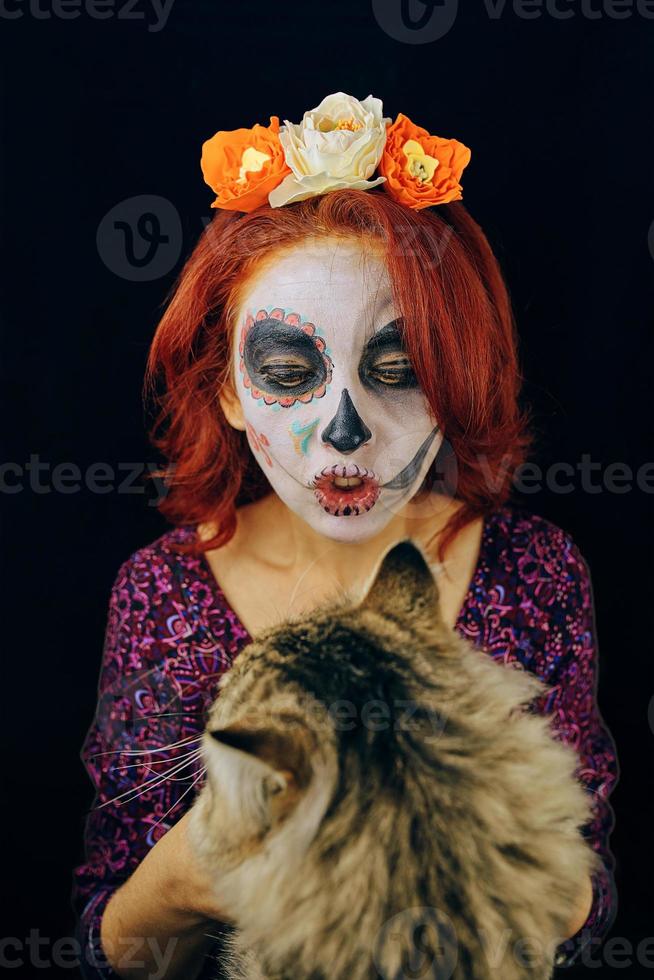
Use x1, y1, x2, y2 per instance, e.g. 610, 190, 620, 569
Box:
316, 116, 364, 132
402, 139, 439, 184
335, 117, 363, 131
236, 146, 271, 184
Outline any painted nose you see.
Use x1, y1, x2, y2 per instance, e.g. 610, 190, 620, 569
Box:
321, 388, 372, 454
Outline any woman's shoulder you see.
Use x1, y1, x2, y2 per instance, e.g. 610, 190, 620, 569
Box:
109, 522, 204, 595
101, 523, 247, 682
103, 524, 216, 650
486, 503, 589, 569
481, 502, 593, 606
458, 503, 596, 670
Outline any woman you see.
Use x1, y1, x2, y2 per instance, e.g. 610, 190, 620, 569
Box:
72, 94, 618, 979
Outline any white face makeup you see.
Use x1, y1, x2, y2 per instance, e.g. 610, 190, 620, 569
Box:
228, 237, 443, 543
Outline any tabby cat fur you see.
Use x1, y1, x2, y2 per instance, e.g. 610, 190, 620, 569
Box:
188, 538, 600, 979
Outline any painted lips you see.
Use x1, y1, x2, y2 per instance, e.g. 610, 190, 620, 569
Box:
312, 463, 381, 517
309, 426, 440, 518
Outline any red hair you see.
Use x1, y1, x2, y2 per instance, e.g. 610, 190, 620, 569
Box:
144, 189, 532, 561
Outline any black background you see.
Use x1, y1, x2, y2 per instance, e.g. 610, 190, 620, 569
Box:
2, 0, 653, 976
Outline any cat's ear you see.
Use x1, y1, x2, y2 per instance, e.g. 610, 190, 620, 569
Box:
357, 539, 441, 623
206, 719, 313, 830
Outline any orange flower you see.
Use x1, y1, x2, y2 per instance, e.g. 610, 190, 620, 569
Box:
200, 115, 292, 212
379, 113, 471, 210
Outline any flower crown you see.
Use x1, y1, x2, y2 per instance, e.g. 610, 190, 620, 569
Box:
201, 92, 471, 213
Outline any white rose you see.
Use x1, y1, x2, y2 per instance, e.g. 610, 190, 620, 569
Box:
268, 92, 391, 208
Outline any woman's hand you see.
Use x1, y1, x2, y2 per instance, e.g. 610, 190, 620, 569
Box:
100, 809, 234, 980
149, 809, 236, 925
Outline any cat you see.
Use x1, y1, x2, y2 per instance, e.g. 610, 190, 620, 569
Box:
188, 538, 601, 980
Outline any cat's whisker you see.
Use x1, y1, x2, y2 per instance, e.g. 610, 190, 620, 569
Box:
150, 768, 206, 832
165, 768, 206, 782
109, 754, 204, 805
98, 751, 205, 808
90, 733, 204, 758
134, 710, 201, 718
113, 745, 206, 772
286, 545, 344, 612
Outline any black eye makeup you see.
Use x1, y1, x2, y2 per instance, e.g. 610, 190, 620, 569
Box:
365, 353, 418, 387
359, 319, 420, 391
259, 363, 315, 388
241, 315, 331, 403
239, 312, 419, 403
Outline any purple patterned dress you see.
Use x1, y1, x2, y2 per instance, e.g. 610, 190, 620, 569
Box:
71, 505, 619, 977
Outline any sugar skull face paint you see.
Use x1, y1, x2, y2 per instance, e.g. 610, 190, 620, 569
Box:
239, 309, 333, 408
229, 237, 444, 543
290, 418, 320, 456
245, 421, 273, 467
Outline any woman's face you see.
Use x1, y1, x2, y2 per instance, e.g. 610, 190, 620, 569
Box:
224, 236, 443, 543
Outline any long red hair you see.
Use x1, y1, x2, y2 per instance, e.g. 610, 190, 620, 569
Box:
144, 189, 532, 560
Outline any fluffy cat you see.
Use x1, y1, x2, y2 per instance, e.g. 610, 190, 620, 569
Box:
188, 539, 600, 979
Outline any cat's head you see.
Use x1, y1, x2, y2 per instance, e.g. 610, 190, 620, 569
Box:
190, 538, 447, 884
